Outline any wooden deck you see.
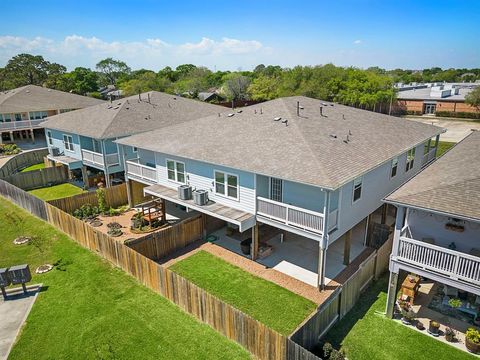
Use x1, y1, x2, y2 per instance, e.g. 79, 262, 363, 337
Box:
144, 184, 255, 231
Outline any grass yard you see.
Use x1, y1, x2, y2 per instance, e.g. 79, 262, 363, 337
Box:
20, 163, 46, 172
436, 141, 456, 157
169, 251, 317, 335
0, 198, 251, 360
323, 275, 474, 360
28, 183, 86, 201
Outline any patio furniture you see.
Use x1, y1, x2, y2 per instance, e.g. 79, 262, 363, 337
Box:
401, 274, 420, 305
0, 267, 11, 299
442, 296, 479, 319
8, 264, 32, 294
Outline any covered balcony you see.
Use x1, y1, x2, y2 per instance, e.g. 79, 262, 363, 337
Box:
81, 149, 119, 169
0, 119, 44, 131
126, 159, 157, 184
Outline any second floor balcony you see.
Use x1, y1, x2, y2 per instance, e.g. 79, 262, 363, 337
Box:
126, 159, 157, 184
0, 119, 44, 131
81, 149, 119, 169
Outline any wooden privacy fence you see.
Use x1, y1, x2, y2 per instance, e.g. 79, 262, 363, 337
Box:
291, 235, 393, 351
0, 179, 48, 220
48, 183, 128, 213
0, 181, 320, 360
3, 166, 68, 190
0, 148, 48, 178
125, 215, 204, 260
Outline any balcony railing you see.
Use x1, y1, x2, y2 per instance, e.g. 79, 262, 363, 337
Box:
81, 149, 119, 168
396, 235, 480, 287
0, 119, 44, 131
126, 160, 157, 183
422, 147, 437, 167
256, 196, 325, 234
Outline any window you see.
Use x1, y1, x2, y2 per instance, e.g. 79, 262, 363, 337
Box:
14, 113, 22, 121
391, 157, 398, 178
352, 177, 362, 203
63, 134, 74, 152
166, 159, 185, 183
405, 147, 416, 172
132, 146, 138, 153
270, 177, 283, 202
3, 114, 12, 122
47, 131, 53, 146
30, 111, 48, 120
215, 170, 239, 200
59, 109, 73, 114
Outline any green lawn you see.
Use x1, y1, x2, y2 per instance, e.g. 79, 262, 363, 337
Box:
436, 141, 456, 157
28, 183, 86, 201
323, 275, 475, 360
0, 197, 251, 360
169, 251, 316, 335
21, 163, 46, 172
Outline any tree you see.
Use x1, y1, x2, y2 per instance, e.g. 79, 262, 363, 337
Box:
44, 63, 68, 89
222, 73, 251, 101
95, 58, 131, 86
61, 67, 99, 95
248, 75, 280, 100
465, 87, 480, 110
120, 72, 172, 96
175, 64, 197, 78
3, 53, 64, 87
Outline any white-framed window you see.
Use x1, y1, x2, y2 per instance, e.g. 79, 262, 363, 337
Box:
269, 177, 283, 202
63, 134, 74, 152
47, 130, 53, 146
391, 157, 398, 178
30, 111, 48, 120
132, 146, 138, 153
352, 176, 362, 203
14, 113, 22, 121
166, 159, 185, 183
214, 170, 239, 200
405, 147, 416, 172
3, 114, 12, 122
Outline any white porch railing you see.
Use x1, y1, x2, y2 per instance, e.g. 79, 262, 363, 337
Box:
0, 119, 44, 131
256, 196, 324, 234
81, 149, 119, 168
396, 236, 480, 286
328, 208, 339, 231
126, 160, 157, 183
422, 147, 437, 167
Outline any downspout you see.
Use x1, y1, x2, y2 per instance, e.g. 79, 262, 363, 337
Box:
318, 190, 331, 290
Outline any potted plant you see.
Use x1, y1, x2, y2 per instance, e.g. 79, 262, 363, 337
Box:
416, 321, 425, 330
428, 320, 440, 336
448, 298, 462, 308
445, 327, 456, 342
240, 238, 252, 255
466, 328, 480, 354
401, 309, 416, 325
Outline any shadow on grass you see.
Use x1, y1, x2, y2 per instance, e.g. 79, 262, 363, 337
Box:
321, 274, 389, 351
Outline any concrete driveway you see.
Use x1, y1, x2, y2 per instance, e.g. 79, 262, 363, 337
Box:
0, 285, 41, 360
406, 116, 480, 142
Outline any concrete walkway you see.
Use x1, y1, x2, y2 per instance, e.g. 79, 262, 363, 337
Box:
0, 285, 42, 360
406, 116, 480, 142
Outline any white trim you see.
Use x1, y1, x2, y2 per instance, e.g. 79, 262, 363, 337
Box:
352, 176, 363, 204
62, 134, 74, 152
214, 169, 240, 201
166, 158, 186, 184
390, 156, 399, 178
269, 177, 284, 202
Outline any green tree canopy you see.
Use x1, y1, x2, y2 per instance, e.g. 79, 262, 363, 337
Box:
465, 87, 480, 110
96, 57, 131, 86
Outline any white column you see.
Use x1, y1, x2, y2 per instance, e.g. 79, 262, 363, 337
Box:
318, 191, 331, 290
392, 205, 406, 258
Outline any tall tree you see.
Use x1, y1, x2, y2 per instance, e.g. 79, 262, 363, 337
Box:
465, 87, 480, 110
61, 67, 99, 95
3, 54, 63, 87
222, 73, 251, 101
95, 58, 131, 86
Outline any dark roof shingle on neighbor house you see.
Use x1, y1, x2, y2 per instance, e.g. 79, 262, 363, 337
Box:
0, 85, 104, 113
116, 96, 443, 190
385, 131, 480, 221
41, 91, 226, 139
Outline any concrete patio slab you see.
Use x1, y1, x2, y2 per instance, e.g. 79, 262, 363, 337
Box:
0, 284, 42, 360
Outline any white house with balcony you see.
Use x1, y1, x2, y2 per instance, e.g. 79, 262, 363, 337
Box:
117, 96, 443, 290
41, 91, 225, 188
384, 131, 480, 327
0, 85, 103, 145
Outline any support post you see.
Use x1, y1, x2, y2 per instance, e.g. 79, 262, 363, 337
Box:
126, 179, 134, 208
161, 198, 166, 224
9, 131, 14, 142
343, 229, 352, 265
201, 213, 207, 240
251, 223, 259, 260
381, 204, 388, 225
30, 129, 35, 143
385, 271, 399, 318
81, 166, 89, 190
318, 191, 331, 290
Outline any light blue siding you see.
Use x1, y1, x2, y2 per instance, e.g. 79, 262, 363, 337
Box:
45, 128, 82, 160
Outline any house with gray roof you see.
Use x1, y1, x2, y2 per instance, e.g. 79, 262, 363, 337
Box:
116, 96, 443, 290
384, 131, 480, 320
41, 91, 225, 187
0, 85, 103, 144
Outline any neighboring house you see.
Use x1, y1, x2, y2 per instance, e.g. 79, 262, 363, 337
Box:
41, 91, 226, 187
116, 96, 443, 289
396, 83, 480, 115
198, 92, 224, 103
0, 85, 103, 144
384, 131, 480, 317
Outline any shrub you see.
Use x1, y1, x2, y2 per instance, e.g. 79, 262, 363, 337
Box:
0, 143, 22, 155
73, 204, 100, 220
466, 328, 480, 344
107, 221, 122, 229
96, 188, 107, 214
436, 111, 480, 119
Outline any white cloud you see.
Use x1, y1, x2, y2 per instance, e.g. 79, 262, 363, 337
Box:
353, 40, 362, 45
0, 35, 266, 70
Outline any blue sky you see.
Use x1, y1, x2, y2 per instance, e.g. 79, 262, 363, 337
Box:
0, 0, 478, 71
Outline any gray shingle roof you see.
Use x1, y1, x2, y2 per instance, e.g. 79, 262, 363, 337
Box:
385, 131, 480, 221
117, 96, 443, 190
41, 91, 226, 139
0, 85, 103, 113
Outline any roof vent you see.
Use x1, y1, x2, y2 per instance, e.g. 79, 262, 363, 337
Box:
227, 113, 235, 117
342, 114, 346, 120
330, 134, 337, 139
26, 90, 30, 93
322, 102, 328, 106
117, 102, 121, 106
282, 119, 288, 126
254, 109, 257, 114
237, 110, 243, 113
274, 117, 282, 121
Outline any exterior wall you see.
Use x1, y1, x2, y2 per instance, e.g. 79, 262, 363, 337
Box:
396, 99, 479, 114
330, 141, 427, 243
45, 128, 82, 160
154, 152, 256, 214
407, 209, 480, 253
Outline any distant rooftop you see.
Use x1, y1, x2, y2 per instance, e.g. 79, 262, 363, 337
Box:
396, 85, 475, 101
385, 131, 480, 222
0, 85, 104, 113
117, 96, 442, 190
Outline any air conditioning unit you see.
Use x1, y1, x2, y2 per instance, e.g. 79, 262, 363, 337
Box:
178, 184, 192, 200
49, 147, 60, 156
193, 189, 209, 206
